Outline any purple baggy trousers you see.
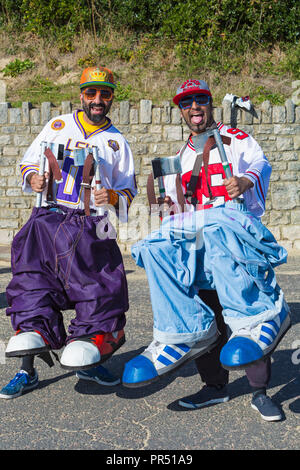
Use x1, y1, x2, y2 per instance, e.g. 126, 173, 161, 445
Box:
6, 205, 128, 350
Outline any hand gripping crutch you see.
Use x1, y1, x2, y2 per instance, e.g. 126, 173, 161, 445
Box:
36, 141, 64, 207
209, 123, 233, 179
193, 123, 236, 204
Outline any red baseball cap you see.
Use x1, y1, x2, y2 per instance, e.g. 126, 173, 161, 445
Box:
173, 79, 212, 105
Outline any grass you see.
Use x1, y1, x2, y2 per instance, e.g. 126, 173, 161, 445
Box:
0, 29, 298, 108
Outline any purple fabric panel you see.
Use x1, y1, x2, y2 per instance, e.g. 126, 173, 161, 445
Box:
6, 206, 128, 349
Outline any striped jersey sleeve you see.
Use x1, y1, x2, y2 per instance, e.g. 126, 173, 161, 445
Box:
20, 163, 39, 187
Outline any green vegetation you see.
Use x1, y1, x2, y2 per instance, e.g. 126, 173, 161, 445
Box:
2, 58, 35, 77
0, 0, 299, 106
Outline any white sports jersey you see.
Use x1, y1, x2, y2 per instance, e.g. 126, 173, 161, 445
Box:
20, 111, 137, 222
163, 123, 271, 217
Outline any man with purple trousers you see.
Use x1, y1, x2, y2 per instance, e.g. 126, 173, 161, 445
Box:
0, 66, 137, 399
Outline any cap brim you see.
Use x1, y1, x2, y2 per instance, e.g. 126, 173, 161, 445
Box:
80, 81, 116, 89
173, 87, 211, 105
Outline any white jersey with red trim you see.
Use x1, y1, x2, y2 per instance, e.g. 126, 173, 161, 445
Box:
20, 110, 137, 222
163, 123, 271, 217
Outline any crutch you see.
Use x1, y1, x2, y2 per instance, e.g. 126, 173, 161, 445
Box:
192, 123, 236, 204
36, 141, 64, 207
209, 124, 233, 180
150, 155, 183, 218
92, 147, 105, 216
36, 141, 48, 207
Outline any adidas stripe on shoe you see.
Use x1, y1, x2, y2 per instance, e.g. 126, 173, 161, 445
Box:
122, 331, 220, 388
220, 304, 291, 370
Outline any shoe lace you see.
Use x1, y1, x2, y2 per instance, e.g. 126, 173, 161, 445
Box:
144, 340, 166, 360
232, 325, 261, 342
6, 371, 28, 388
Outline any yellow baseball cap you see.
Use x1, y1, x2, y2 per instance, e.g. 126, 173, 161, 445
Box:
80, 66, 116, 89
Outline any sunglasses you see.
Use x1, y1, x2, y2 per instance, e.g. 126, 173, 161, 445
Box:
82, 88, 113, 100
179, 94, 211, 109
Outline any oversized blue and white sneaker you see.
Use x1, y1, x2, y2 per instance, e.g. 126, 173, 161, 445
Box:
122, 331, 220, 388
0, 369, 39, 399
220, 306, 291, 370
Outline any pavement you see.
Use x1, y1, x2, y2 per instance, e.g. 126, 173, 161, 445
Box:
0, 245, 300, 451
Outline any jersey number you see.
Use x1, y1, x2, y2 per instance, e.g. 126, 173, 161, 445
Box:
182, 162, 233, 204
56, 156, 83, 205
227, 128, 248, 140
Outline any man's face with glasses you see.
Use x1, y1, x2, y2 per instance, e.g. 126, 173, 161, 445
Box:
80, 85, 114, 124
179, 93, 214, 135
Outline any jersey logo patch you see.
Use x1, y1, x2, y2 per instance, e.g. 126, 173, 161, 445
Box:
51, 119, 65, 131
108, 140, 119, 152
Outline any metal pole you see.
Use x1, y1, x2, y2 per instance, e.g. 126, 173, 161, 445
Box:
92, 147, 105, 216
36, 141, 48, 208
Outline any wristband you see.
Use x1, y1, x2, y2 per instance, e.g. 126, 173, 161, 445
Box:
107, 189, 119, 207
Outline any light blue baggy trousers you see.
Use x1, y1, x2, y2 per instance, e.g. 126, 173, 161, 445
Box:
131, 201, 288, 344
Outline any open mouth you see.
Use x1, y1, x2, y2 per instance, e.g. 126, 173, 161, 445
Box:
191, 114, 204, 125
90, 105, 105, 114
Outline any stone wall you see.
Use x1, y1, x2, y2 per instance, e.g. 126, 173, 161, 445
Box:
0, 98, 299, 254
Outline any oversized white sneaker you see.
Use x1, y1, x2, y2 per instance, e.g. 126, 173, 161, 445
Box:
60, 331, 125, 371
60, 340, 101, 371
5, 331, 49, 357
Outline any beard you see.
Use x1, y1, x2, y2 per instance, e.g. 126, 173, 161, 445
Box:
181, 103, 214, 134
82, 99, 112, 124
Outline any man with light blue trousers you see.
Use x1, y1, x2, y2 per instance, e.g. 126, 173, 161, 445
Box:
122, 79, 291, 392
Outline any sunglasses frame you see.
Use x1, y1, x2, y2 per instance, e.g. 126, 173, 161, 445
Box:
179, 94, 211, 109
82, 88, 113, 100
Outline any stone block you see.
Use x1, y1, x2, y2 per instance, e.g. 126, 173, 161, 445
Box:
0, 103, 9, 124
273, 106, 286, 123
0, 229, 14, 244
294, 135, 300, 150
41, 102, 51, 124
282, 225, 300, 240
222, 100, 231, 124
0, 80, 6, 102
130, 108, 139, 124
271, 183, 299, 210
276, 137, 294, 151
30, 108, 40, 125
0, 218, 18, 229
61, 101, 72, 114
291, 80, 300, 105
291, 210, 300, 224
22, 102, 32, 124
285, 99, 295, 123
261, 101, 272, 123
171, 107, 182, 124
0, 135, 12, 146
213, 107, 223, 123
140, 100, 152, 123
120, 101, 130, 124
161, 101, 171, 124
152, 108, 161, 124
163, 125, 183, 141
